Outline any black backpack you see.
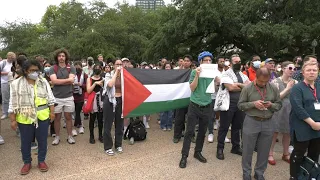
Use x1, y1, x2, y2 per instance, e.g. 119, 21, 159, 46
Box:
124, 118, 147, 141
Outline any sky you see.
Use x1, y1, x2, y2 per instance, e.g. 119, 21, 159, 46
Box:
0, 0, 171, 24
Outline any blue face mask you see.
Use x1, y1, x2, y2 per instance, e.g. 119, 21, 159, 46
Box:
28, 72, 39, 80
44, 67, 50, 73
252, 61, 261, 69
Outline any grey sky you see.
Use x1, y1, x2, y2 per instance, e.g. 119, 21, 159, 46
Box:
0, 0, 171, 24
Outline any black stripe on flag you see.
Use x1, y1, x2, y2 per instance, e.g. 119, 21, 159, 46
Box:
126, 69, 192, 85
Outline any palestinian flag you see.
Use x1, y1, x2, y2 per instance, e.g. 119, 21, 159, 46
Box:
122, 68, 192, 117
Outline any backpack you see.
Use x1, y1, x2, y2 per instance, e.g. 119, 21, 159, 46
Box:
53, 64, 71, 74
124, 118, 147, 141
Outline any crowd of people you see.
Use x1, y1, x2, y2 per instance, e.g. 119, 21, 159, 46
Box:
0, 49, 319, 180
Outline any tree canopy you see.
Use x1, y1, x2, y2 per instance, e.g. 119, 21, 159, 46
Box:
1, 0, 320, 63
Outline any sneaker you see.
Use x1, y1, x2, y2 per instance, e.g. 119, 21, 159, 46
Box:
162, 127, 167, 131
214, 124, 218, 130
63, 122, 66, 128
72, 129, 78, 137
144, 122, 150, 129
1, 115, 7, 120
67, 136, 76, 144
79, 127, 84, 134
208, 134, 214, 143
52, 136, 60, 145
225, 137, 231, 143
0, 135, 4, 145
51, 134, 56, 138
105, 149, 115, 156
289, 145, 294, 154
167, 128, 172, 131
31, 142, 38, 150
116, 147, 123, 154
129, 137, 134, 145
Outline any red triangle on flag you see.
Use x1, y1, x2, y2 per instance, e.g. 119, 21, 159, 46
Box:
123, 68, 151, 117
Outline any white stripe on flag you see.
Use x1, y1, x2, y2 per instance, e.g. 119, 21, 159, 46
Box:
144, 82, 191, 102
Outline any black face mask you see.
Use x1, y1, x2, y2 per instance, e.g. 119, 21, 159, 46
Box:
88, 61, 93, 66
94, 69, 101, 75
76, 68, 82, 74
297, 60, 303, 66
232, 63, 241, 72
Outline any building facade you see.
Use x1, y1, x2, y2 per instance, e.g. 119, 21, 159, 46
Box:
136, 0, 165, 11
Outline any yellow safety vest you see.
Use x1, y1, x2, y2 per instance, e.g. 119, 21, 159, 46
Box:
16, 82, 50, 124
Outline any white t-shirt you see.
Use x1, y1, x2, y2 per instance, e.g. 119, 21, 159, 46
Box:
0, 60, 13, 84
211, 69, 224, 100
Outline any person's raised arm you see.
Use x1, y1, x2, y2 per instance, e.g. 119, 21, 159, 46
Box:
107, 68, 119, 88
190, 68, 200, 92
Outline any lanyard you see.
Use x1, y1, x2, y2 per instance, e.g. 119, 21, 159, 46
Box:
304, 82, 318, 102
254, 83, 267, 101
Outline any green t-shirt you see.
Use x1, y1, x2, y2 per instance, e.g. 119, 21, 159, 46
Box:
189, 70, 213, 106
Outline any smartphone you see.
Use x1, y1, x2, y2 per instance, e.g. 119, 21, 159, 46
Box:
262, 101, 268, 104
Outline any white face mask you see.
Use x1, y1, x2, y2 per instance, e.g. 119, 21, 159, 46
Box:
224, 61, 230, 66
277, 68, 282, 72
252, 61, 261, 69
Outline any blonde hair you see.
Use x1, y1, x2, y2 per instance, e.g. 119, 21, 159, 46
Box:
302, 62, 319, 71
7, 52, 16, 59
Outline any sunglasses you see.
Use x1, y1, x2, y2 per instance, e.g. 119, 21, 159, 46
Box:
286, 67, 297, 71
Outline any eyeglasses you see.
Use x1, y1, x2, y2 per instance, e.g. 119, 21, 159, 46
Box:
286, 67, 297, 71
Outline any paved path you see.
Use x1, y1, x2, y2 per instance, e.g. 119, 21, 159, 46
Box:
0, 115, 289, 180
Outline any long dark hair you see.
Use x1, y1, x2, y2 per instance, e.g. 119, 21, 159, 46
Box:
54, 48, 70, 65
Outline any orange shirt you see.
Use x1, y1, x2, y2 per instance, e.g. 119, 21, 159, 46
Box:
243, 67, 256, 81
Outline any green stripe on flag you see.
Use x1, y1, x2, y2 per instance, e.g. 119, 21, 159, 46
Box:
126, 98, 190, 118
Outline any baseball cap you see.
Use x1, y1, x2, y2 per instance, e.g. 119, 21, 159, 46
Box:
264, 58, 275, 64
141, 61, 147, 66
121, 58, 130, 62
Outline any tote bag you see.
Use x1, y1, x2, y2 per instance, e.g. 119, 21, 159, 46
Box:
214, 85, 230, 111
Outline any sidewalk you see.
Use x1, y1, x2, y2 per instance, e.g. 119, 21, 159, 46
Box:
0, 115, 289, 180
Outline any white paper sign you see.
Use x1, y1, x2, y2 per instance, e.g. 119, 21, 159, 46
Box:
206, 80, 215, 94
199, 64, 219, 78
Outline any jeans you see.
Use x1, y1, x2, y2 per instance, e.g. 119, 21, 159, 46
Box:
90, 112, 103, 139
181, 102, 211, 157
1, 83, 9, 116
74, 101, 84, 127
208, 100, 216, 134
290, 132, 320, 178
218, 106, 245, 150
103, 97, 124, 150
18, 120, 49, 164
160, 111, 173, 129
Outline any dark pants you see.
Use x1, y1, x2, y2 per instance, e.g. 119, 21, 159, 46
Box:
174, 107, 188, 139
208, 100, 216, 134
18, 120, 49, 164
217, 107, 245, 150
181, 102, 211, 156
290, 132, 320, 178
50, 121, 55, 136
74, 101, 84, 127
90, 112, 103, 139
103, 97, 124, 150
